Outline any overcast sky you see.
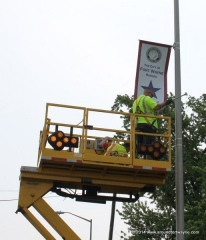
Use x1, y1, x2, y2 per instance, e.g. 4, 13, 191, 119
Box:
1, 0, 206, 239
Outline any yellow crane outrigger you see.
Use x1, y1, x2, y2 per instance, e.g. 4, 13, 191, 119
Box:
16, 103, 172, 239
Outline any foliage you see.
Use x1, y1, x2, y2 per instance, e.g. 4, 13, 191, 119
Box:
118, 201, 176, 240
111, 93, 206, 240
111, 94, 134, 139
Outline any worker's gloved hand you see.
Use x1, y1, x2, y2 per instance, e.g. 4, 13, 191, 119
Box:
165, 99, 173, 105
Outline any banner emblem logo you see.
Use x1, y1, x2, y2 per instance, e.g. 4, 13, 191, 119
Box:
146, 47, 162, 63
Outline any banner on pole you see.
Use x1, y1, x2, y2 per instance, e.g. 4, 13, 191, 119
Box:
134, 40, 172, 103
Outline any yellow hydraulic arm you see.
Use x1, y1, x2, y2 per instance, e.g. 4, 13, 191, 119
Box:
17, 166, 80, 239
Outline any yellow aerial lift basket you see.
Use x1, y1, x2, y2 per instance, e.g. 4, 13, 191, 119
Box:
17, 103, 172, 240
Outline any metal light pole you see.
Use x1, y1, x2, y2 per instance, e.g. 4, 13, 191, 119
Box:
174, 0, 184, 239
108, 194, 116, 240
56, 211, 92, 240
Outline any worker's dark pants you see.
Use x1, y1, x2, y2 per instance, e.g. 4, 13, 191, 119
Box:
136, 123, 157, 145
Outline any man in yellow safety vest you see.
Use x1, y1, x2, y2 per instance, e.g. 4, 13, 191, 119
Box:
133, 88, 173, 146
104, 142, 130, 157
99, 137, 130, 157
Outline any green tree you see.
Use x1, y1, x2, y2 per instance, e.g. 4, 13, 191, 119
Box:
111, 93, 206, 240
111, 94, 134, 139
